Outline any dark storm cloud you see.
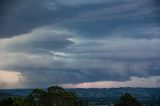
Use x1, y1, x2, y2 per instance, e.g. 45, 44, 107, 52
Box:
0, 0, 159, 38
54, 0, 160, 39
0, 0, 58, 37
153, 0, 160, 8
0, 0, 160, 88
19, 58, 160, 87
1, 36, 160, 87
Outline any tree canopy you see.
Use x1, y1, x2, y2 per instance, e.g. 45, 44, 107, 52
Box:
0, 86, 87, 106
114, 93, 141, 106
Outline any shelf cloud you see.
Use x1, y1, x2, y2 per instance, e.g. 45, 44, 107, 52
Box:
0, 0, 160, 88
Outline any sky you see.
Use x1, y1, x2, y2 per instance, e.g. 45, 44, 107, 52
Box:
0, 0, 160, 89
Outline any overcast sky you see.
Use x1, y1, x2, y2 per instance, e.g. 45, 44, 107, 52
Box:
0, 0, 160, 88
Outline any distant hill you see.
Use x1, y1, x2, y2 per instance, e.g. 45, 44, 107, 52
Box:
0, 89, 33, 97
0, 91, 12, 100
69, 88, 160, 105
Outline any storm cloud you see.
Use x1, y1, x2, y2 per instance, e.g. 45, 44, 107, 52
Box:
0, 0, 160, 88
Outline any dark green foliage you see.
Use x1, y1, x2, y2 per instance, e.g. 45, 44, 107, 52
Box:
25, 88, 46, 106
40, 86, 87, 106
0, 97, 25, 106
114, 93, 141, 106
0, 86, 87, 106
12, 97, 25, 106
0, 97, 13, 106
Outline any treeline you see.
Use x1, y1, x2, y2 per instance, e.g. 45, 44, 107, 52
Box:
0, 86, 143, 106
0, 86, 87, 106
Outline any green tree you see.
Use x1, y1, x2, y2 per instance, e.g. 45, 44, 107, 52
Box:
0, 97, 25, 106
44, 86, 82, 106
25, 86, 87, 106
25, 88, 46, 106
12, 97, 25, 106
0, 97, 13, 106
114, 93, 141, 106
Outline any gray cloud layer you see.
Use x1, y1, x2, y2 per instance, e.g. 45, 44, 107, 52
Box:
0, 0, 159, 38
0, 0, 160, 88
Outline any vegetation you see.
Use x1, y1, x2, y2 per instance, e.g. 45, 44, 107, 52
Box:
0, 86, 87, 106
114, 93, 141, 106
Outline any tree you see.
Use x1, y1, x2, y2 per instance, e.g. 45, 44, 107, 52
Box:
0, 97, 13, 106
25, 86, 87, 106
12, 97, 25, 106
44, 86, 87, 106
25, 88, 46, 106
0, 97, 25, 106
114, 93, 141, 106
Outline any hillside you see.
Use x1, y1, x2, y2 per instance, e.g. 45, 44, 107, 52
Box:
0, 88, 160, 105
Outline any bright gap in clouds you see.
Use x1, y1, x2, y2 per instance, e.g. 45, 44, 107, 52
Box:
0, 70, 24, 88
63, 76, 160, 88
